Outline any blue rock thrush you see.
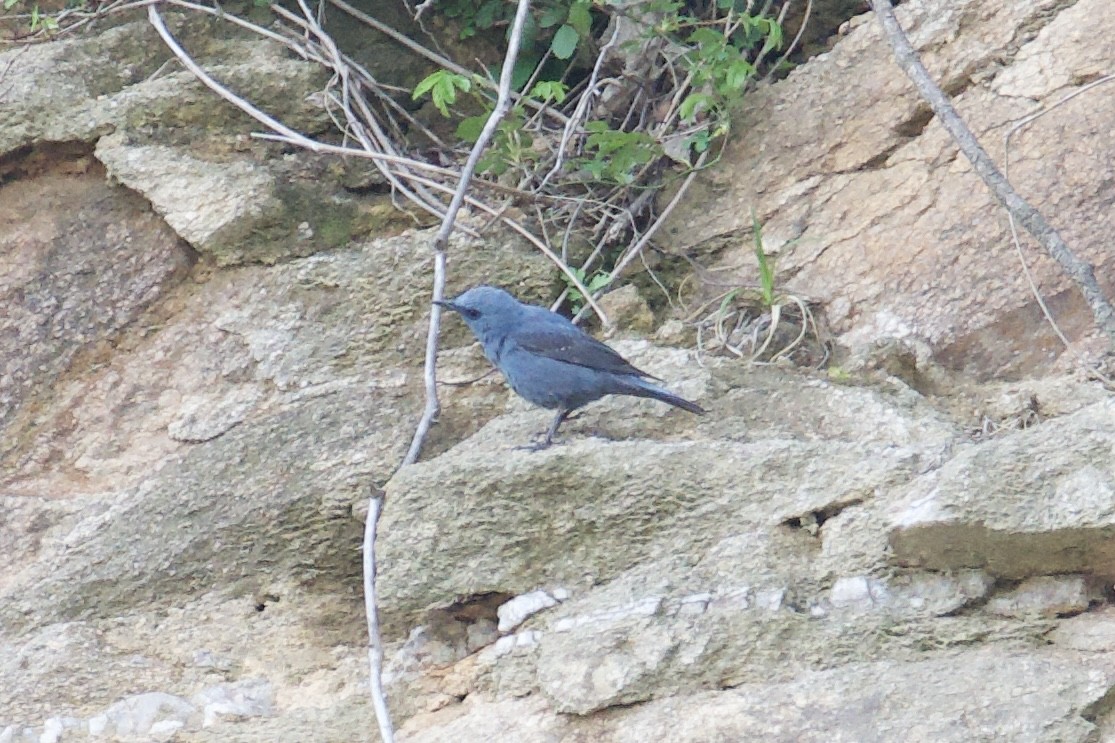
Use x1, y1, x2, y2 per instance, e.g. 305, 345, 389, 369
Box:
435, 285, 705, 450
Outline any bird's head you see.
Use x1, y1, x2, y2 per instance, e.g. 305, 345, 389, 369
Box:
434, 285, 525, 336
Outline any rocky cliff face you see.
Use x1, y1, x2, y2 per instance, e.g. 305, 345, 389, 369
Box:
666, 0, 1115, 380
2, 1, 1115, 741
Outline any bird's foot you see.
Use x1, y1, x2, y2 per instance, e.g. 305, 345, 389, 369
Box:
514, 432, 560, 452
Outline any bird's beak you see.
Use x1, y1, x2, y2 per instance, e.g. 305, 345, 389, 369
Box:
433, 299, 458, 312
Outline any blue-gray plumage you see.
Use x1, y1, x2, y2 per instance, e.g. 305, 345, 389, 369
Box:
435, 285, 705, 450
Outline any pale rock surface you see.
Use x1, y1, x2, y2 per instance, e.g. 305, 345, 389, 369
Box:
890, 398, 1115, 577
985, 576, 1102, 618
0, 16, 373, 266
664, 0, 1115, 376
3, 0, 1115, 741
400, 647, 1115, 742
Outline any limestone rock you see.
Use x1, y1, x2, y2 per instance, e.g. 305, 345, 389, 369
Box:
0, 155, 190, 435
380, 425, 922, 636
599, 284, 654, 334
986, 576, 1102, 618
663, 0, 1115, 377
890, 398, 1115, 578
400, 647, 1115, 743
3, 0, 1115, 740
0, 226, 550, 639
1049, 608, 1115, 653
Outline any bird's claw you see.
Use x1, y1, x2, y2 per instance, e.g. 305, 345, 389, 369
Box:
514, 431, 559, 452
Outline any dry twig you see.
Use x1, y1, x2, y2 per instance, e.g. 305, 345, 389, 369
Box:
361, 494, 393, 743
403, 0, 536, 466
1001, 74, 1115, 385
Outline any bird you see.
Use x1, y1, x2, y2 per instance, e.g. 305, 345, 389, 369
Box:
435, 285, 705, 450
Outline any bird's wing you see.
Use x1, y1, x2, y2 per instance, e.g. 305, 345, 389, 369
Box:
513, 325, 659, 379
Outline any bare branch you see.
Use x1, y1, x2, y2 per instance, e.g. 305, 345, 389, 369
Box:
870, 0, 1115, 346
148, 6, 316, 148
361, 494, 393, 743
148, 4, 451, 227
402, 0, 539, 467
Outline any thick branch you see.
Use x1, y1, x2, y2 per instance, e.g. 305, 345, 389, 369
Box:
869, 0, 1115, 346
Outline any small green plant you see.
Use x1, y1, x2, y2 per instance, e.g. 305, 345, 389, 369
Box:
678, 16, 782, 126
409, 1, 790, 332
414, 1, 783, 177
563, 267, 610, 314
28, 4, 59, 31
688, 214, 825, 366
411, 70, 472, 117
528, 80, 568, 105
477, 117, 538, 177
751, 210, 777, 307
576, 122, 660, 185
3, 0, 61, 31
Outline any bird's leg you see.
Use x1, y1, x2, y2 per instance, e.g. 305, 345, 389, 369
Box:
515, 408, 570, 452
543, 408, 570, 446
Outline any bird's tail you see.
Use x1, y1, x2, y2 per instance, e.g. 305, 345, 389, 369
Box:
622, 378, 706, 415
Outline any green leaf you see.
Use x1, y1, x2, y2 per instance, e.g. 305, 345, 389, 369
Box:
724, 59, 754, 90
587, 272, 611, 293
687, 129, 712, 154
751, 210, 777, 307
511, 53, 540, 91
678, 92, 714, 121
538, 4, 565, 28
529, 80, 568, 104
687, 27, 723, 49
411, 71, 470, 117
411, 73, 440, 100
645, 0, 682, 11
567, 0, 592, 37
456, 115, 488, 144
761, 19, 784, 55
3, 0, 18, 10
476, 151, 509, 176
563, 267, 587, 306
474, 0, 502, 30
550, 24, 579, 60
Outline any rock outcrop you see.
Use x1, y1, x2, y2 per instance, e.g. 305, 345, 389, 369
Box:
3, 0, 1115, 741
665, 0, 1115, 378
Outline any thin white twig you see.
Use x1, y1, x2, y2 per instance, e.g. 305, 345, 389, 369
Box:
148, 6, 315, 147
362, 494, 393, 743
402, 0, 537, 467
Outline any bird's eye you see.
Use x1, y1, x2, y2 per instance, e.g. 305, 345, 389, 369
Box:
462, 307, 481, 320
